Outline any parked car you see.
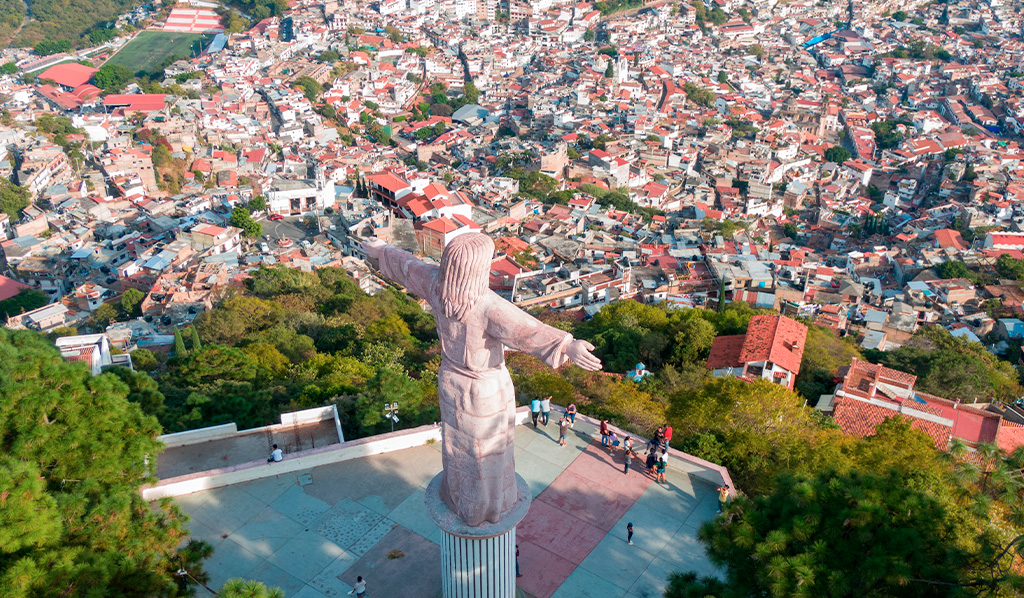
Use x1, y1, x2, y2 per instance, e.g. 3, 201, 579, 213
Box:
268, 214, 284, 221
260, 243, 270, 254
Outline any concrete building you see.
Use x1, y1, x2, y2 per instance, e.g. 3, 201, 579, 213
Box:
705, 314, 808, 389
266, 178, 337, 216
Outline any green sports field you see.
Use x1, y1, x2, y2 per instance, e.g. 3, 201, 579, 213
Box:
107, 31, 213, 74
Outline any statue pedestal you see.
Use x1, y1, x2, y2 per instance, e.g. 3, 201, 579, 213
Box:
425, 473, 532, 598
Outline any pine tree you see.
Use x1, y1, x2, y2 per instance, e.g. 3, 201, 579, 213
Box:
605, 61, 614, 79
189, 326, 202, 352
174, 328, 187, 357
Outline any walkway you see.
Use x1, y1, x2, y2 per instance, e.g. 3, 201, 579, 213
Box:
175, 416, 721, 597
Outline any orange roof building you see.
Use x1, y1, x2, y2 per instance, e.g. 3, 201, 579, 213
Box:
705, 314, 808, 389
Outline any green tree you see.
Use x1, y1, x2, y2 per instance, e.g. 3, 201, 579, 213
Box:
229, 206, 263, 238
94, 63, 134, 91
936, 260, 971, 280
0, 178, 31, 219
823, 146, 851, 163
189, 325, 203, 351
174, 328, 187, 357
0, 62, 17, 74
91, 302, 119, 327
794, 325, 863, 403
121, 288, 146, 316
317, 49, 339, 63
130, 348, 159, 372
295, 76, 323, 103
605, 61, 614, 78
0, 288, 48, 320
689, 469, 1021, 597
0, 329, 204, 598
220, 579, 285, 598
717, 70, 728, 83
249, 195, 267, 211
748, 44, 764, 58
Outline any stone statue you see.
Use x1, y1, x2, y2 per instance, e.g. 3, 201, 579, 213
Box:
363, 233, 601, 527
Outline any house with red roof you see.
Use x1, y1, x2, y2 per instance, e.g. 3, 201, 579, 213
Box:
38, 63, 98, 90
824, 359, 1024, 454
416, 215, 481, 259
0, 274, 31, 301
705, 314, 808, 390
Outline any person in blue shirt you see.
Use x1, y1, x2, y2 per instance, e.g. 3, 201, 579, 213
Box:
530, 397, 541, 427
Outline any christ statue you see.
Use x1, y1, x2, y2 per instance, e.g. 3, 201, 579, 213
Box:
363, 233, 602, 527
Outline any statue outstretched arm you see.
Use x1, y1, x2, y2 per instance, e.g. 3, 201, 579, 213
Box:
486, 299, 602, 371
363, 238, 437, 300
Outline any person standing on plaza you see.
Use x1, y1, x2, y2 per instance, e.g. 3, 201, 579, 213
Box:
348, 576, 367, 597
623, 448, 633, 474
540, 395, 551, 425
530, 397, 541, 427
565, 403, 577, 427
557, 414, 570, 447
664, 424, 673, 446
626, 522, 634, 545
600, 419, 610, 447
623, 436, 633, 454
717, 484, 730, 513
645, 449, 657, 476
516, 544, 521, 577
656, 450, 667, 483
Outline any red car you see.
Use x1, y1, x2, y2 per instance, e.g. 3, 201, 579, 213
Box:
268, 214, 284, 221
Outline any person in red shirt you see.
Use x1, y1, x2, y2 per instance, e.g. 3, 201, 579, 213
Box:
600, 419, 610, 447
664, 424, 673, 445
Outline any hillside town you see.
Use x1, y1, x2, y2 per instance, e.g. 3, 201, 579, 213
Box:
2, 0, 1024, 457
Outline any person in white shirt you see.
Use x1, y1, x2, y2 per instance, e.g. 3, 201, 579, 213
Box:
348, 575, 367, 597
267, 444, 283, 463
540, 396, 551, 425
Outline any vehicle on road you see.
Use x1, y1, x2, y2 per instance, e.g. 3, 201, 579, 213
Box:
260, 243, 271, 254
268, 214, 284, 221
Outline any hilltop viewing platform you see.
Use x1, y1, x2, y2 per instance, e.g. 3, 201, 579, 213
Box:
164, 411, 728, 598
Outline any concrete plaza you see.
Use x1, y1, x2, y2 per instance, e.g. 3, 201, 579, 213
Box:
175, 416, 722, 598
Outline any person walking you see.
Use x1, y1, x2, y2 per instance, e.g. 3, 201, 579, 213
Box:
540, 395, 551, 425
267, 444, 283, 463
623, 448, 633, 474
348, 575, 367, 597
530, 397, 541, 427
626, 522, 634, 545
717, 484, 730, 513
600, 419, 610, 447
656, 451, 667, 483
516, 544, 521, 577
557, 415, 570, 446
566, 403, 577, 427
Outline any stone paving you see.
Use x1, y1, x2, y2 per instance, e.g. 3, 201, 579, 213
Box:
175, 417, 721, 598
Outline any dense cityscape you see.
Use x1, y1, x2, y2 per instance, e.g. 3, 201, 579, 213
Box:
1, 0, 1024, 595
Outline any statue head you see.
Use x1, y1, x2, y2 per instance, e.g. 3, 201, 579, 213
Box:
437, 232, 493, 321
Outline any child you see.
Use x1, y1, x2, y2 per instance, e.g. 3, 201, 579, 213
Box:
623, 449, 633, 474
656, 451, 667, 483
558, 415, 570, 446
348, 576, 367, 597
626, 522, 634, 545
608, 431, 620, 453
267, 444, 283, 463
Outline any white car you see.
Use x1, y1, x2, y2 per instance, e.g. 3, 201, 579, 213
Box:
260, 243, 271, 254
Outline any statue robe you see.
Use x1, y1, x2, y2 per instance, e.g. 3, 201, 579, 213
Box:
377, 244, 574, 526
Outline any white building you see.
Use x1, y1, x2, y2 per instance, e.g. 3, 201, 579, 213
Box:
266, 177, 337, 216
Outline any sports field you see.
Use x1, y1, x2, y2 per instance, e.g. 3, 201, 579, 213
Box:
107, 31, 213, 74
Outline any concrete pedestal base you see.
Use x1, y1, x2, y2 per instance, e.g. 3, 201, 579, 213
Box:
426, 473, 532, 598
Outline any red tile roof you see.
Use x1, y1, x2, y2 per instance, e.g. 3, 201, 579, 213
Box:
833, 396, 952, 449
739, 315, 807, 374
705, 334, 746, 370
368, 172, 411, 193
39, 63, 98, 88
0, 274, 31, 301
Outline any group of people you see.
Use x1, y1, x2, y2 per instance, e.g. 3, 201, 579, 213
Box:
597, 419, 674, 481
529, 396, 578, 428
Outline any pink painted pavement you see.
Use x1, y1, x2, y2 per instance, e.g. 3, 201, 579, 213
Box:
516, 442, 654, 598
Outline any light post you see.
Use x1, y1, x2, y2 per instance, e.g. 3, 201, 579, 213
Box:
385, 402, 399, 432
